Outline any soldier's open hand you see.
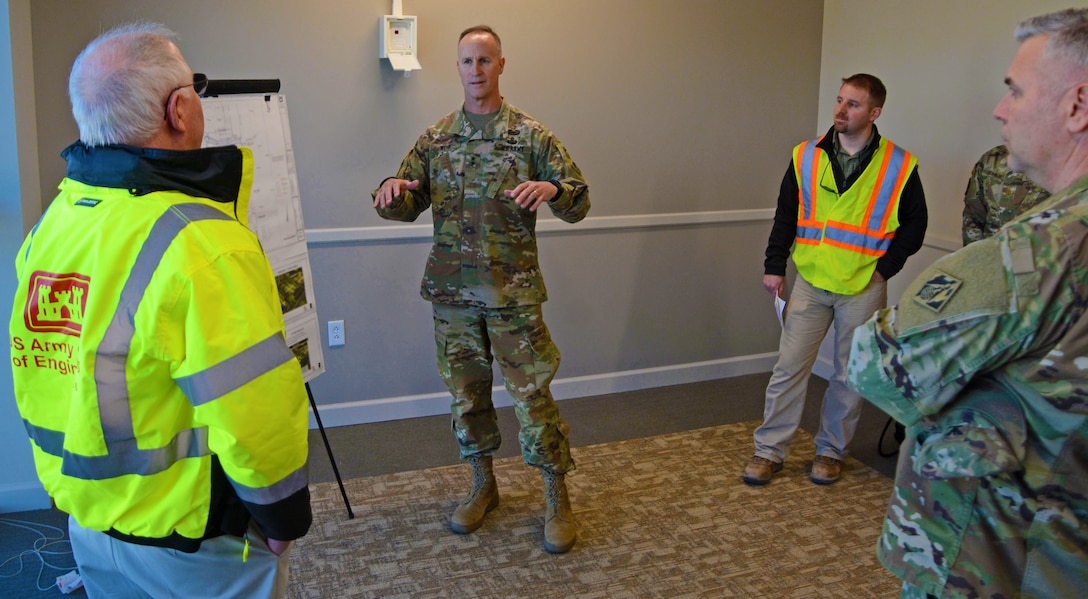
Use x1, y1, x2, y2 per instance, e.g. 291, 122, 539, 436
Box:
375, 178, 420, 209
505, 180, 556, 212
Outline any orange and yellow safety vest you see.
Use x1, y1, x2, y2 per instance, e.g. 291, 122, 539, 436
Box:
791, 136, 917, 294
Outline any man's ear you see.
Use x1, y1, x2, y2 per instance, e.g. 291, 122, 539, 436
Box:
164, 90, 206, 150
166, 92, 187, 133
869, 105, 882, 123
1067, 81, 1088, 134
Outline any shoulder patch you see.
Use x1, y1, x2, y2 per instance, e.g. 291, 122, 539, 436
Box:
912, 271, 962, 313
897, 239, 1009, 333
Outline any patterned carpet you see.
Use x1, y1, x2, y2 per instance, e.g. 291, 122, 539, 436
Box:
288, 421, 899, 598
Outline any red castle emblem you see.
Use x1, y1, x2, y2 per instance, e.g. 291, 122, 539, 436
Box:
24, 271, 90, 337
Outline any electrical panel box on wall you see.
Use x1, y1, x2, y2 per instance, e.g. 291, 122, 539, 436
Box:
380, 10, 421, 75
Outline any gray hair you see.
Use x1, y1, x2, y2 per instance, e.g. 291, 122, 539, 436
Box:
1015, 8, 1088, 70
68, 22, 192, 146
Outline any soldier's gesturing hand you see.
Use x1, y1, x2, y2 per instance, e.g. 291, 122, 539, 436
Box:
505, 180, 556, 212
375, 178, 420, 209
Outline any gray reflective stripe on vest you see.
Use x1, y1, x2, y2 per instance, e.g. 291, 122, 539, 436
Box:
64, 203, 231, 480
798, 137, 819, 219
23, 419, 64, 456
230, 465, 308, 505
176, 333, 295, 407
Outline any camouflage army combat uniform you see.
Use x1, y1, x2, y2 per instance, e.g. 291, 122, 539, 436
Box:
374, 100, 589, 473
848, 175, 1088, 597
961, 145, 1050, 245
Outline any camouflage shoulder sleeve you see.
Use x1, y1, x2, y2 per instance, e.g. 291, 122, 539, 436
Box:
544, 141, 590, 223
849, 235, 1038, 421
534, 130, 590, 223
911, 377, 1027, 479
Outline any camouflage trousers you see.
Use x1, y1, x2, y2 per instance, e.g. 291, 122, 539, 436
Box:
432, 303, 574, 474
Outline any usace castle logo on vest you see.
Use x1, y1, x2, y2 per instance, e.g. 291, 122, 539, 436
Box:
24, 271, 90, 337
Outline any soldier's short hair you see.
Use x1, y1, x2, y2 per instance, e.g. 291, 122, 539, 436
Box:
1015, 8, 1088, 41
1016, 9, 1088, 74
841, 73, 887, 109
459, 25, 501, 54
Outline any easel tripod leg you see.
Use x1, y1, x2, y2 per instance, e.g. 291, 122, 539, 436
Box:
305, 382, 354, 519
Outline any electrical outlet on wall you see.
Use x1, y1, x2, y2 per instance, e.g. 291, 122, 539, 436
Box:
328, 320, 345, 347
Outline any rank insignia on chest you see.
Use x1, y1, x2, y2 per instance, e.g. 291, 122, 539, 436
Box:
501, 128, 524, 148
912, 271, 963, 313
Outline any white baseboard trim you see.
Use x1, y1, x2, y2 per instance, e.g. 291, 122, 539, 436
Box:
0, 482, 51, 514
308, 352, 780, 429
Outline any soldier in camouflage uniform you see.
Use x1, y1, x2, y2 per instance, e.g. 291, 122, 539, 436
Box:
373, 25, 589, 554
961, 144, 1049, 245
884, 147, 1050, 448
847, 9, 1088, 597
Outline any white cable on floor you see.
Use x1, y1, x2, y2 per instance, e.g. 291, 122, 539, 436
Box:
0, 517, 75, 592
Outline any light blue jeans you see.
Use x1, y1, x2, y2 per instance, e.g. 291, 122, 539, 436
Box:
68, 516, 290, 599
753, 274, 887, 463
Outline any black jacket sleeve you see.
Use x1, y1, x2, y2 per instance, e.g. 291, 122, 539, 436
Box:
764, 161, 799, 277
874, 167, 927, 280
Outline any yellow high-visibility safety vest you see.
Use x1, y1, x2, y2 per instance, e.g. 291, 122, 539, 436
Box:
791, 136, 917, 295
10, 145, 309, 544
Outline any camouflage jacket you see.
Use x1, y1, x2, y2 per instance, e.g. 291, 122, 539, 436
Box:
848, 174, 1088, 598
373, 100, 590, 307
961, 145, 1049, 245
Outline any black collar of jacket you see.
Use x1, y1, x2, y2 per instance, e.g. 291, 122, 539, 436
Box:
61, 140, 244, 204
816, 124, 883, 193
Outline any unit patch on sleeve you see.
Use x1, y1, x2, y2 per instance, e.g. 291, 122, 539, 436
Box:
912, 271, 963, 313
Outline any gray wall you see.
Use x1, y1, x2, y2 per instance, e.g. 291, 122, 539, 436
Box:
31, 1, 824, 220
2, 0, 48, 512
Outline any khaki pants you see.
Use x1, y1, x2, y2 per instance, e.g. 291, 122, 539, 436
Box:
754, 275, 887, 462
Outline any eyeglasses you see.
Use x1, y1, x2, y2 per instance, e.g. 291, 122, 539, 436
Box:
163, 73, 208, 120
819, 161, 839, 195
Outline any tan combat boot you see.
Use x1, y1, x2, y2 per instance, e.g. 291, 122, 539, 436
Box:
450, 455, 499, 534
542, 470, 576, 554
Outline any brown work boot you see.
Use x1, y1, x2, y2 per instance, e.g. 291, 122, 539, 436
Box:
450, 455, 499, 534
742, 455, 783, 486
542, 470, 576, 554
810, 455, 843, 485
